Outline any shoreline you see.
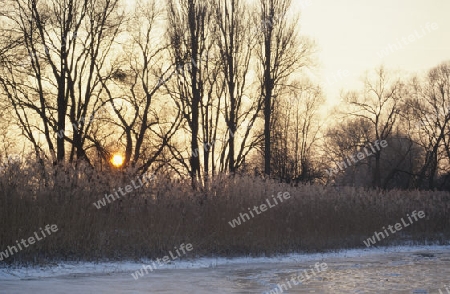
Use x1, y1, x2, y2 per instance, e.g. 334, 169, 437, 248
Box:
1, 244, 449, 278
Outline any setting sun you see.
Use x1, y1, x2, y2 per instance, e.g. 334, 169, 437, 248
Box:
110, 154, 124, 167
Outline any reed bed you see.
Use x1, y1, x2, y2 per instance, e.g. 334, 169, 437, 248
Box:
0, 162, 449, 265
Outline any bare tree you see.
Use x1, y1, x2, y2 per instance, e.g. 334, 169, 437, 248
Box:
166, 0, 212, 186
289, 82, 324, 182
0, 0, 124, 166
345, 67, 404, 187
210, 0, 261, 175
97, 0, 182, 175
255, 0, 314, 176
405, 61, 450, 189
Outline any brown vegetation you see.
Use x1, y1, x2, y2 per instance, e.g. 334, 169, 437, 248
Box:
1, 163, 449, 265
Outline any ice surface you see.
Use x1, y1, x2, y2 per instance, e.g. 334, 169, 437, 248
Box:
1, 245, 449, 293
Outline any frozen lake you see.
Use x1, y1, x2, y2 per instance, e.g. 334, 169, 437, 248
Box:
1, 245, 449, 293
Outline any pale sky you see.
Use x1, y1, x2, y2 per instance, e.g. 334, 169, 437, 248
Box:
294, 0, 450, 106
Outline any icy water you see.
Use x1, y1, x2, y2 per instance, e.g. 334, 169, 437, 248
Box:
1, 246, 450, 293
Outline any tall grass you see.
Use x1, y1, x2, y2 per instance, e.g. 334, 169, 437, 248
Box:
0, 160, 449, 265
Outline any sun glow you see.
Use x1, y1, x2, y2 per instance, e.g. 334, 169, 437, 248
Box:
111, 153, 124, 167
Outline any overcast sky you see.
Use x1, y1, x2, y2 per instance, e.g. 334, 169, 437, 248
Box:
294, 0, 450, 106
